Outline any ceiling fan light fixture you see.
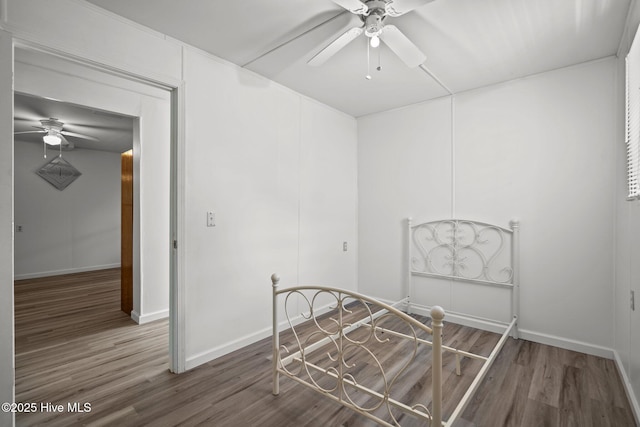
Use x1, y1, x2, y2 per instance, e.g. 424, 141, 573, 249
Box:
43, 131, 62, 146
370, 35, 380, 48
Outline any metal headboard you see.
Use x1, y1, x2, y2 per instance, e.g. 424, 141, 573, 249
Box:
407, 218, 520, 333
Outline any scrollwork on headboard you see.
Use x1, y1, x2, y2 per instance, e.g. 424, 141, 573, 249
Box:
409, 218, 519, 288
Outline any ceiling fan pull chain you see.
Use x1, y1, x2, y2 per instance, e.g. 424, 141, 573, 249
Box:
377, 46, 382, 72
43, 140, 47, 159
59, 142, 62, 158
366, 40, 372, 80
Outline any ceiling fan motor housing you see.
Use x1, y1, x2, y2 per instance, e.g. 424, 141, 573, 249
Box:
363, 1, 387, 38
41, 118, 64, 132
364, 13, 384, 37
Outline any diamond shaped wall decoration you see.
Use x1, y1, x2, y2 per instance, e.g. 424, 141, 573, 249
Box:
36, 156, 82, 191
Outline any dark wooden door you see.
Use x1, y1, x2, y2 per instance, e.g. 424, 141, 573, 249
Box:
121, 150, 133, 315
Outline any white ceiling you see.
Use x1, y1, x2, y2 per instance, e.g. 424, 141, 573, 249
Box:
82, 0, 629, 117
14, 92, 134, 154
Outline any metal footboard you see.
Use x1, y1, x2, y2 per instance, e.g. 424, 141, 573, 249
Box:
271, 273, 445, 426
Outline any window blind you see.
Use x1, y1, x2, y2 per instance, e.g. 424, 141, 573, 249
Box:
627, 29, 640, 200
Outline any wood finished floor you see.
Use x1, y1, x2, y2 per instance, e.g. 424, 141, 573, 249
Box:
14, 269, 637, 426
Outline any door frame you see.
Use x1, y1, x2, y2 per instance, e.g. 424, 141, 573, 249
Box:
12, 38, 185, 374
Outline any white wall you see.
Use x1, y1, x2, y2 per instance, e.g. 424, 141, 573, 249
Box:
358, 57, 618, 354
14, 142, 121, 279
358, 97, 453, 302
299, 99, 358, 288
182, 48, 357, 368
615, 1, 640, 418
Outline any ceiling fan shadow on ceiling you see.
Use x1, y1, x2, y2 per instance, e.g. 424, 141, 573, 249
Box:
14, 118, 100, 158
309, 0, 432, 69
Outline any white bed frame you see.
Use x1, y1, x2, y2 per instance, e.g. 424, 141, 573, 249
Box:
271, 218, 520, 426
406, 217, 520, 424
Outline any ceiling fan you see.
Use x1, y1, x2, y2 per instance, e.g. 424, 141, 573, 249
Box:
309, 0, 432, 68
15, 117, 101, 158
14, 118, 99, 152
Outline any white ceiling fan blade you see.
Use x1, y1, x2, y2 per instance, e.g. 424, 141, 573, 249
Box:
61, 130, 100, 142
308, 27, 363, 66
331, 0, 368, 14
15, 117, 42, 124
385, 0, 434, 17
379, 25, 426, 67
14, 130, 45, 135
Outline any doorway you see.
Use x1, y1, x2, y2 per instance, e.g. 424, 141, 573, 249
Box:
13, 92, 135, 282
11, 45, 181, 371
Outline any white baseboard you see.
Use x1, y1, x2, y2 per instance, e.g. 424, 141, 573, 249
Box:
131, 309, 168, 325
185, 302, 335, 371
408, 303, 614, 359
408, 303, 508, 334
613, 350, 640, 425
14, 263, 121, 280
517, 329, 614, 359
185, 325, 273, 371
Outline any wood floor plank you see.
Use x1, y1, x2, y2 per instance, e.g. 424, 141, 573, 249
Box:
559, 365, 592, 427
527, 342, 562, 407
520, 398, 559, 427
14, 269, 638, 426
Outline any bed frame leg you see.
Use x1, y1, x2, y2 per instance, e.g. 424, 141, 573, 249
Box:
271, 273, 280, 396
510, 219, 520, 340
431, 305, 445, 427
